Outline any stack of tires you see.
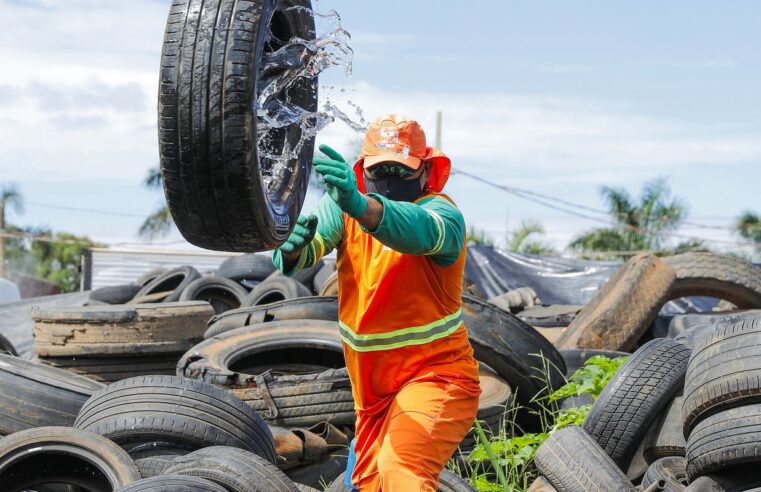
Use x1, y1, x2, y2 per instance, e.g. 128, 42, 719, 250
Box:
531, 338, 693, 490
32, 302, 214, 383
679, 315, 761, 489
531, 313, 761, 491
91, 265, 249, 315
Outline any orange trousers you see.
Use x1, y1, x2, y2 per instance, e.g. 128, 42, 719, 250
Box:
351, 375, 480, 491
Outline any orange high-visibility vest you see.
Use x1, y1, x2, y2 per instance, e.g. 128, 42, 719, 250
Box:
335, 193, 480, 417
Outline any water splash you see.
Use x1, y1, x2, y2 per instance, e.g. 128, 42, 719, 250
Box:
256, 5, 367, 190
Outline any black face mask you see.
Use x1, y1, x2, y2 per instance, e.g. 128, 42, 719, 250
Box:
364, 174, 425, 202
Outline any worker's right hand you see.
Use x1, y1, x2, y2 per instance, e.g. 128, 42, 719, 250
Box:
278, 214, 318, 258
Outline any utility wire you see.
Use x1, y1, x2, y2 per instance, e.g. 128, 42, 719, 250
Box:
450, 169, 748, 247
451, 169, 734, 231
25, 201, 147, 218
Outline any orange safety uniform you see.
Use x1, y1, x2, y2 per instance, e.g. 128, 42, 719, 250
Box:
338, 194, 480, 491
274, 114, 481, 491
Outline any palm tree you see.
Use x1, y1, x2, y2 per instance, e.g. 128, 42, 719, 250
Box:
737, 211, 761, 252
467, 225, 495, 247
0, 184, 24, 277
507, 220, 556, 255
569, 178, 686, 257
138, 167, 174, 240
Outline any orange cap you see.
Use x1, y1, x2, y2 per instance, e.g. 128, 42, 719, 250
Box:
353, 114, 452, 194
362, 114, 427, 170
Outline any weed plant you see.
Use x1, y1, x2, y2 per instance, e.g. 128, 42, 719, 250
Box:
449, 354, 627, 491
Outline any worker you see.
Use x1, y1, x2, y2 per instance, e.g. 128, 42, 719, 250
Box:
273, 114, 481, 491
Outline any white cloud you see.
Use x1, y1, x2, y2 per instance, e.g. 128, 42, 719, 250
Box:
318, 83, 761, 186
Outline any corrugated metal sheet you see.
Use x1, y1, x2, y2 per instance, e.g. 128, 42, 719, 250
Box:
89, 248, 270, 289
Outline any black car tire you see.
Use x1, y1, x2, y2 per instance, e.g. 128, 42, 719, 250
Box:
159, 0, 318, 251
582, 339, 691, 471
0, 354, 103, 435
534, 425, 636, 492
74, 375, 276, 464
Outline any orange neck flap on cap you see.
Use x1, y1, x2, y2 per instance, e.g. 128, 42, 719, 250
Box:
353, 147, 451, 194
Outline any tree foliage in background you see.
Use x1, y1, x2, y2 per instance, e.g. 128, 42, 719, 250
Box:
30, 230, 100, 292
139, 166, 174, 240
507, 220, 556, 255
569, 178, 690, 258
467, 225, 495, 247
4, 225, 101, 292
737, 211, 761, 253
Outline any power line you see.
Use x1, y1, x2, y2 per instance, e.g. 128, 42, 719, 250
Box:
25, 201, 147, 218
450, 169, 749, 247
451, 170, 735, 231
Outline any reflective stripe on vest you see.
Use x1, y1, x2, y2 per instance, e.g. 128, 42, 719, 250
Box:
338, 309, 463, 352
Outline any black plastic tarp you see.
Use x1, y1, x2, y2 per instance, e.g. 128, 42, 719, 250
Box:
465, 246, 761, 314
465, 246, 621, 305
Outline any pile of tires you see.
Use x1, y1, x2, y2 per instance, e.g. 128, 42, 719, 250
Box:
0, 374, 304, 491
90, 265, 248, 315
531, 338, 693, 490
557, 251, 761, 352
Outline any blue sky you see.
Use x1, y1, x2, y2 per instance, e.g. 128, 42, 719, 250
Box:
0, 0, 758, 254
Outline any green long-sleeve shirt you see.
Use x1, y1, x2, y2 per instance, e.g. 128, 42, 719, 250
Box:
272, 193, 466, 274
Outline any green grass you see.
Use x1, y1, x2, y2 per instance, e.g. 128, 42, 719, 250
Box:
449, 354, 628, 491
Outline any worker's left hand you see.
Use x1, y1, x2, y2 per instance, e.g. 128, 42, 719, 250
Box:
314, 144, 367, 219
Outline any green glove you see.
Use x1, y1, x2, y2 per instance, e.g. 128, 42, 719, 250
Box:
313, 144, 368, 218
278, 214, 318, 256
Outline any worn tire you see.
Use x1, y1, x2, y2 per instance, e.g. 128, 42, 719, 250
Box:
684, 465, 761, 491
179, 275, 248, 314
180, 320, 345, 384
325, 469, 475, 492
180, 320, 351, 426
89, 284, 142, 304
312, 260, 336, 293
462, 295, 566, 428
517, 305, 582, 328
582, 339, 691, 470
0, 426, 140, 490
644, 395, 687, 463
218, 254, 277, 281
528, 476, 559, 491
685, 404, 761, 480
664, 252, 761, 308
132, 266, 201, 303
164, 446, 299, 492
682, 316, 761, 436
0, 354, 104, 435
39, 354, 178, 384
0, 333, 16, 356
135, 455, 178, 478
74, 375, 276, 464
292, 259, 325, 294
243, 276, 313, 306
557, 253, 676, 351
641, 457, 688, 491
204, 296, 338, 338
135, 267, 168, 287
32, 301, 214, 357
559, 348, 630, 378
534, 425, 636, 492
318, 271, 339, 296
116, 475, 228, 492
159, 0, 318, 252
